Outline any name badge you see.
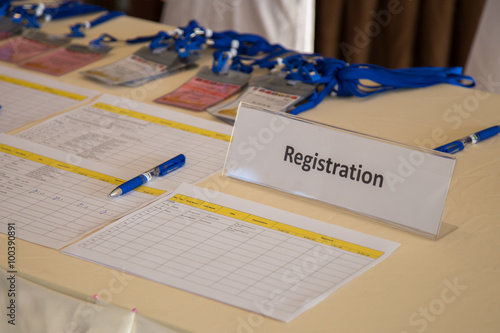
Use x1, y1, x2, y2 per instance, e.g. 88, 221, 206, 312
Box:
207, 72, 316, 124
19, 44, 111, 76
155, 66, 250, 111
81, 46, 198, 86
224, 104, 457, 239
0, 30, 71, 63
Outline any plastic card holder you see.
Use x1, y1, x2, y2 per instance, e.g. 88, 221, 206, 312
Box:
207, 71, 316, 124
19, 44, 111, 76
0, 17, 23, 41
81, 46, 198, 86
0, 29, 71, 63
155, 65, 250, 111
223, 103, 458, 239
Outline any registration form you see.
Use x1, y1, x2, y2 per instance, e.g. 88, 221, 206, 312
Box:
0, 65, 99, 133
64, 183, 400, 322
0, 134, 163, 249
15, 94, 232, 192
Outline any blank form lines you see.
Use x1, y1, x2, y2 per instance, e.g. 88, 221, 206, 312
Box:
16, 103, 230, 191
0, 67, 96, 133
64, 184, 399, 322
73, 193, 377, 317
0, 139, 159, 249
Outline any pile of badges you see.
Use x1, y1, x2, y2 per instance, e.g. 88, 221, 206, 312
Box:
0, 1, 123, 75
0, 1, 476, 121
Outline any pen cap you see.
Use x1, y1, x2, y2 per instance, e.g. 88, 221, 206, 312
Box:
434, 141, 465, 154
476, 125, 500, 142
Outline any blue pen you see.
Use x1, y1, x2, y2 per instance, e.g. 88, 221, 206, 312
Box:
109, 154, 185, 197
435, 125, 500, 154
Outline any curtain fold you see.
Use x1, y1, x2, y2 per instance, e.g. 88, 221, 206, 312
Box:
83, 0, 486, 69
314, 0, 486, 69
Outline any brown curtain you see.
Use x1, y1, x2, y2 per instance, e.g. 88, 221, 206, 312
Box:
82, 0, 163, 21
315, 0, 486, 68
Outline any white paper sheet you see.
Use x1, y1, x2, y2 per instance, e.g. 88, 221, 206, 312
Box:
0, 268, 182, 333
15, 94, 232, 193
0, 65, 99, 133
0, 134, 162, 249
63, 183, 400, 322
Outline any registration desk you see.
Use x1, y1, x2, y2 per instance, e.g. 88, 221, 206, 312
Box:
0, 14, 499, 333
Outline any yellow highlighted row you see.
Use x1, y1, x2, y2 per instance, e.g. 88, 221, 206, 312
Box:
170, 194, 384, 259
0, 144, 165, 196
92, 102, 231, 142
0, 74, 87, 101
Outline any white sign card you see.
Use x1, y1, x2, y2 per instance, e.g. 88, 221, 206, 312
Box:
223, 104, 457, 239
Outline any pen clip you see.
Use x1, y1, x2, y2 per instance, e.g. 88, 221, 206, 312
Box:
159, 154, 186, 176
159, 164, 182, 176
435, 140, 464, 154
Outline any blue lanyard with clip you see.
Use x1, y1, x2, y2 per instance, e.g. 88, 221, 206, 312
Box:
87, 20, 206, 53
206, 26, 289, 74
0, 0, 11, 17
10, 1, 106, 28
147, 20, 207, 58
67, 10, 124, 37
334, 64, 475, 97
277, 55, 475, 115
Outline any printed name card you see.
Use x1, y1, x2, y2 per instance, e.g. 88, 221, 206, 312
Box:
223, 104, 457, 239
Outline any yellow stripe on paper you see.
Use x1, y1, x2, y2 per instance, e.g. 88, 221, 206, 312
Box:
0, 74, 87, 101
169, 194, 384, 259
0, 144, 165, 196
92, 102, 231, 142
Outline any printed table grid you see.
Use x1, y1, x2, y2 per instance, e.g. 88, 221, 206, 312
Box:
0, 76, 87, 133
0, 146, 159, 248
16, 105, 229, 189
74, 194, 377, 318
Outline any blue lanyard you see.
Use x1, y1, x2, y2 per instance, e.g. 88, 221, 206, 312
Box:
88, 33, 117, 48
207, 27, 289, 74
148, 21, 206, 58
0, 0, 11, 17
281, 55, 346, 115
43, 1, 105, 21
335, 64, 475, 97
89, 30, 173, 48
86, 21, 209, 57
67, 10, 124, 37
281, 55, 475, 115
10, 1, 106, 28
210, 30, 277, 56
226, 44, 291, 74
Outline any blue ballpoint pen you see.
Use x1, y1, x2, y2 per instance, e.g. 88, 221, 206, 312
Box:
108, 154, 186, 197
434, 125, 500, 154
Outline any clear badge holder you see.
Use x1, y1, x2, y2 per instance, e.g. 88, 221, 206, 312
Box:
81, 46, 198, 86
19, 44, 112, 76
223, 103, 458, 240
0, 17, 23, 40
0, 29, 71, 63
155, 65, 250, 111
207, 71, 316, 124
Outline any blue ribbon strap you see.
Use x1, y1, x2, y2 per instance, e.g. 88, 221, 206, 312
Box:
287, 57, 348, 115
208, 28, 288, 74
148, 31, 173, 51
8, 1, 106, 29
0, 0, 10, 17
11, 7, 40, 28
43, 2, 105, 21
335, 64, 475, 97
89, 33, 117, 48
286, 56, 475, 115
147, 21, 207, 58
68, 11, 124, 37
